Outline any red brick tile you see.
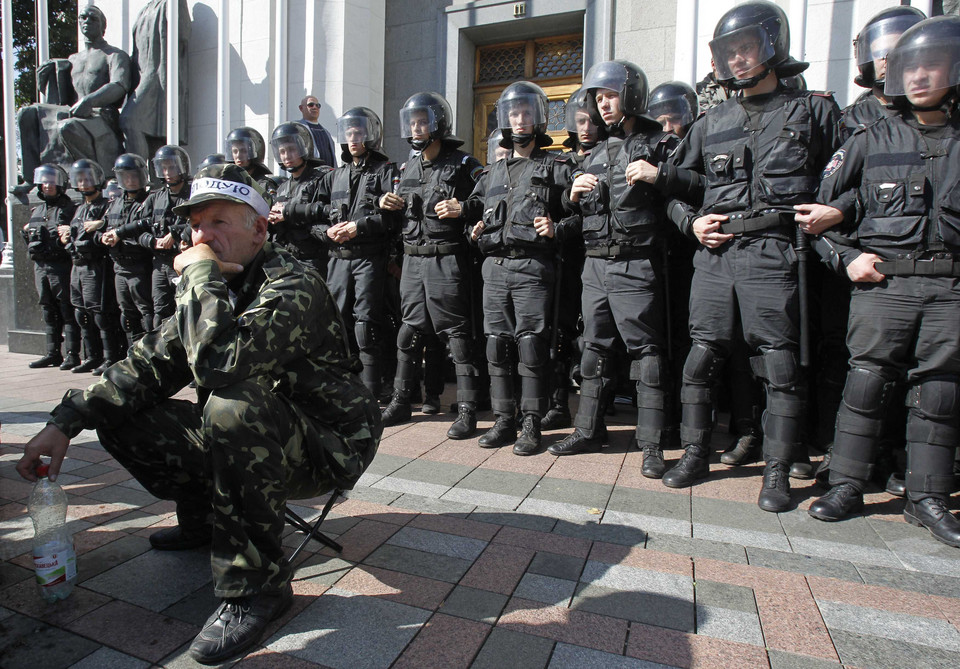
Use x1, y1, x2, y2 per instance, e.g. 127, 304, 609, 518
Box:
616, 465, 688, 496
63, 468, 134, 496
67, 600, 197, 663
807, 575, 945, 620
0, 501, 26, 521
2, 579, 112, 626
407, 512, 500, 542
378, 425, 446, 458
291, 579, 331, 598
492, 525, 591, 558
754, 576, 838, 661
73, 526, 129, 555
332, 498, 417, 526
479, 448, 557, 477
693, 557, 782, 589
328, 518, 400, 562
589, 542, 693, 578
0, 478, 34, 502
393, 613, 491, 669
420, 440, 495, 468
64, 445, 114, 464
140, 500, 176, 516
933, 593, 960, 629
498, 596, 629, 654
334, 565, 453, 610
626, 621, 770, 668
460, 543, 535, 596
66, 500, 134, 524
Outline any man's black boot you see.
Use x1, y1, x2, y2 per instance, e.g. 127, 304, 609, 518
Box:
547, 426, 606, 456
789, 444, 814, 479
513, 414, 542, 456
447, 403, 477, 440
59, 351, 81, 371
758, 458, 792, 513
422, 395, 441, 415
29, 352, 63, 369
903, 497, 960, 548
478, 415, 517, 448
641, 445, 666, 479
662, 444, 710, 488
381, 392, 412, 427
885, 472, 906, 497
541, 406, 572, 431
189, 583, 293, 664
720, 432, 759, 466
149, 523, 212, 550
808, 482, 864, 521
72, 356, 104, 374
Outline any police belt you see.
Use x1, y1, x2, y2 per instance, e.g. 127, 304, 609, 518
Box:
875, 255, 960, 277
720, 210, 793, 236
403, 242, 465, 257
584, 243, 655, 259
489, 247, 553, 260
328, 245, 384, 260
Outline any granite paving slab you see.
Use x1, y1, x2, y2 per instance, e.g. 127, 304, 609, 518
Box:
571, 582, 695, 632
81, 548, 212, 612
471, 627, 555, 669
385, 525, 488, 561
363, 544, 474, 583
438, 584, 509, 624
549, 643, 679, 669
829, 629, 960, 669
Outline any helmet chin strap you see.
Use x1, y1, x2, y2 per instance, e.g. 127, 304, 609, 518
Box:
409, 138, 433, 151
580, 139, 598, 150
727, 66, 772, 90
512, 133, 534, 148
607, 118, 627, 138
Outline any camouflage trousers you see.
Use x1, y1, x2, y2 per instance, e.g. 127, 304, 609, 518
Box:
97, 379, 338, 598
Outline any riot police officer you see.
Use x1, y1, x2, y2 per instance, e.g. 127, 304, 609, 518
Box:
809, 16, 960, 546
112, 146, 191, 329
62, 159, 121, 374
462, 81, 575, 454
647, 81, 699, 139
267, 122, 333, 276
225, 127, 279, 201
99, 153, 153, 346
310, 107, 400, 399
549, 61, 682, 474
378, 92, 484, 438
664, 1, 843, 512
21, 164, 78, 369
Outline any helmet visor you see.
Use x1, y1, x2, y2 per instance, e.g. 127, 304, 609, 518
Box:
115, 167, 146, 192
153, 155, 187, 181
856, 14, 924, 66
400, 107, 439, 139
33, 165, 65, 188
564, 91, 590, 133
337, 116, 375, 144
270, 134, 310, 165
225, 138, 256, 164
103, 181, 122, 200
647, 97, 695, 128
582, 61, 628, 98
884, 39, 960, 97
709, 25, 776, 81
496, 93, 547, 132
69, 165, 101, 190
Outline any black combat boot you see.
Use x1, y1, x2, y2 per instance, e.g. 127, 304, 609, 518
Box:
548, 425, 606, 456
541, 406, 572, 430
29, 352, 63, 369
422, 395, 441, 415
447, 403, 477, 440
720, 431, 760, 466
641, 444, 666, 479
904, 497, 960, 548
72, 356, 104, 374
478, 415, 517, 448
59, 351, 81, 370
789, 444, 815, 479
381, 392, 413, 427
885, 472, 906, 497
808, 482, 864, 521
758, 458, 792, 512
513, 414, 542, 456
662, 444, 710, 488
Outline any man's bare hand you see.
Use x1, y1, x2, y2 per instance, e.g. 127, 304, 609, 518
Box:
846, 252, 885, 283
83, 219, 104, 233
57, 224, 72, 243
101, 230, 119, 246
435, 198, 461, 219
155, 233, 174, 250
174, 242, 243, 276
534, 216, 554, 238
625, 159, 658, 186
570, 173, 599, 203
471, 221, 485, 241
693, 214, 734, 249
16, 425, 70, 483
379, 193, 404, 211
794, 203, 843, 236
268, 203, 285, 224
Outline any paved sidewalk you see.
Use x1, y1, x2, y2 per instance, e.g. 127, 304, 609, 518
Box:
1, 344, 959, 668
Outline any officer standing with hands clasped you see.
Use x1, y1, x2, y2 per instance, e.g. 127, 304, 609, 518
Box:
379, 92, 485, 439
808, 16, 960, 547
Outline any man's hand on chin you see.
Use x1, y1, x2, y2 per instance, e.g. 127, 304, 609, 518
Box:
174, 243, 244, 277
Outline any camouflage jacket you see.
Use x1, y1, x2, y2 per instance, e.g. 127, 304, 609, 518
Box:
49, 241, 382, 488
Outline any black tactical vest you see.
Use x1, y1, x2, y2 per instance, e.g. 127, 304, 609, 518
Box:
25, 196, 73, 262
477, 153, 559, 256
106, 194, 150, 264
273, 166, 327, 259
69, 197, 109, 263
398, 151, 472, 246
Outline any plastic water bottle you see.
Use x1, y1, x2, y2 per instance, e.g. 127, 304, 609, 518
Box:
29, 463, 76, 602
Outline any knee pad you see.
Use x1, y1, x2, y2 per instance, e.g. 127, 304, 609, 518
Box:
121, 314, 140, 333
448, 336, 473, 365
40, 307, 62, 327
841, 367, 896, 416
396, 324, 421, 353
485, 335, 512, 367
517, 333, 549, 370
630, 353, 668, 388
749, 349, 800, 390
75, 309, 91, 329
355, 321, 377, 351
907, 376, 960, 422
682, 343, 724, 385
580, 346, 612, 381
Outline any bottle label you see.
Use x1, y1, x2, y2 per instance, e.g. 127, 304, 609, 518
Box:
33, 541, 77, 587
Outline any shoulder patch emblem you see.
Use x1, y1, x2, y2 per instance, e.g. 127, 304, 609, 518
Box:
470, 165, 484, 180
821, 149, 845, 179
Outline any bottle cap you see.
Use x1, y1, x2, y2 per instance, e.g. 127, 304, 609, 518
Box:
36, 464, 50, 478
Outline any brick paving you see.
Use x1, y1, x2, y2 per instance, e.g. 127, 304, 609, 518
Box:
1, 344, 959, 668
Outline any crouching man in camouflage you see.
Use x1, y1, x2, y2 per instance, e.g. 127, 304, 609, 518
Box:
16, 164, 383, 665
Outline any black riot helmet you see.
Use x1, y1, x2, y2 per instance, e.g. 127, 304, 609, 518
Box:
113, 153, 148, 193
399, 92, 462, 150
496, 81, 551, 149
152, 145, 191, 186
69, 159, 106, 195
33, 164, 68, 198
647, 81, 699, 131
103, 179, 121, 202
337, 107, 387, 162
710, 1, 807, 90
270, 122, 315, 172
854, 6, 925, 89
197, 153, 228, 172
486, 129, 508, 164
779, 74, 807, 91
224, 127, 267, 167
581, 60, 661, 135
562, 87, 604, 150
884, 15, 960, 109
